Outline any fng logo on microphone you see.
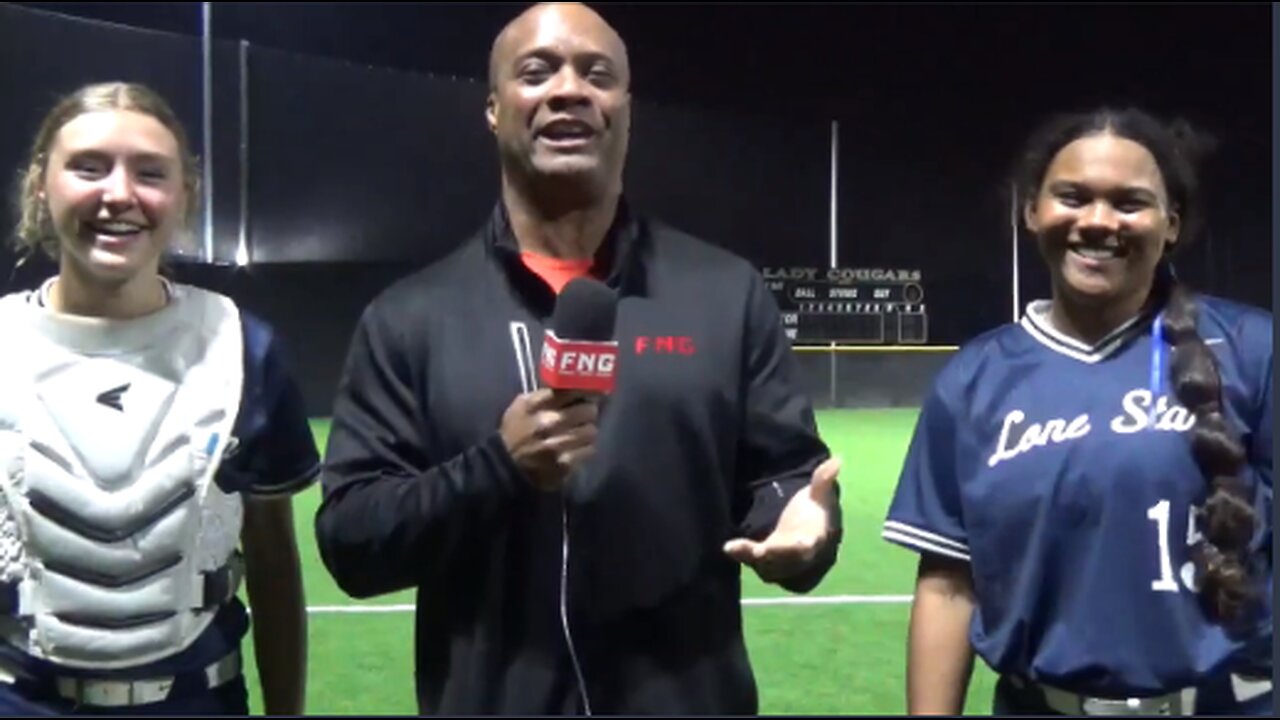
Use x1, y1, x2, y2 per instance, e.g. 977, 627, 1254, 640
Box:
540, 333, 619, 393
542, 344, 616, 376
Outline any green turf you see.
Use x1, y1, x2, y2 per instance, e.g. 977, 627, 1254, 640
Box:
238, 410, 999, 715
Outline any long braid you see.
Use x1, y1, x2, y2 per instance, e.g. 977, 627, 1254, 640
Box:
1160, 281, 1258, 627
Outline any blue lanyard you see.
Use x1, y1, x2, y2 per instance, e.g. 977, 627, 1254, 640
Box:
1149, 311, 1165, 425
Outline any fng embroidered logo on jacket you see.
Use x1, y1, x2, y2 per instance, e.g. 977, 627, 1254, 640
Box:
634, 336, 695, 355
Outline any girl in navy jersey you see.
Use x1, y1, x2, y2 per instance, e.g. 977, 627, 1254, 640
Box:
883, 107, 1272, 715
0, 82, 315, 715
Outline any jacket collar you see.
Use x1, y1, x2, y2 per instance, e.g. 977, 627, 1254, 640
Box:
484, 195, 648, 302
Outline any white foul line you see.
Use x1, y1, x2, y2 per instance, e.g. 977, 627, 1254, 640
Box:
743, 594, 912, 606
303, 594, 912, 615
308, 604, 416, 614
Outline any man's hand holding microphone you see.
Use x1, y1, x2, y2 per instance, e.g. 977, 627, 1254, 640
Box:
500, 277, 617, 492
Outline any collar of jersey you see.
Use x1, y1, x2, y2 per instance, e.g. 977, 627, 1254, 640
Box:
32, 276, 174, 309
1019, 299, 1153, 364
19, 276, 183, 355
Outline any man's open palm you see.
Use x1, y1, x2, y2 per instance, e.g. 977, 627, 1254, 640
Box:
724, 457, 841, 583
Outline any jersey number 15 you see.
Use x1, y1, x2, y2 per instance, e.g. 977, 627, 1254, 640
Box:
1146, 499, 1202, 593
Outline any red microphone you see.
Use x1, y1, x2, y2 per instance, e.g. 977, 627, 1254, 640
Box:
539, 277, 619, 394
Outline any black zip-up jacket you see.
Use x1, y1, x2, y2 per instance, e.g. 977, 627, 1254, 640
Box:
316, 199, 841, 715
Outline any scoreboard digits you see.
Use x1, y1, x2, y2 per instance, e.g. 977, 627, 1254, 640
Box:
762, 266, 929, 344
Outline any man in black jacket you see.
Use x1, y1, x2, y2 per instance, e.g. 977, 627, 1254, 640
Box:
316, 2, 843, 714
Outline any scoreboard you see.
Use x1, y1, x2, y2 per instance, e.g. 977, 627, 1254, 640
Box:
761, 266, 929, 344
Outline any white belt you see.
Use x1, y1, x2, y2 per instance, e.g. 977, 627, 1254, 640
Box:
1022, 671, 1274, 716
1012, 676, 1195, 716
54, 650, 241, 708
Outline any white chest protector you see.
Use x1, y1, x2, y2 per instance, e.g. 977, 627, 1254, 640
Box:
0, 283, 245, 669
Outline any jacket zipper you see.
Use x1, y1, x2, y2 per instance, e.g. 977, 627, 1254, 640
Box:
561, 499, 592, 715
509, 321, 593, 714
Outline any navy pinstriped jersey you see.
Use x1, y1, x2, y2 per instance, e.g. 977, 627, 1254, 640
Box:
883, 294, 1272, 698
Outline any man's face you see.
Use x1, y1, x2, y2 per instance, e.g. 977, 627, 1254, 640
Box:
486, 4, 631, 192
